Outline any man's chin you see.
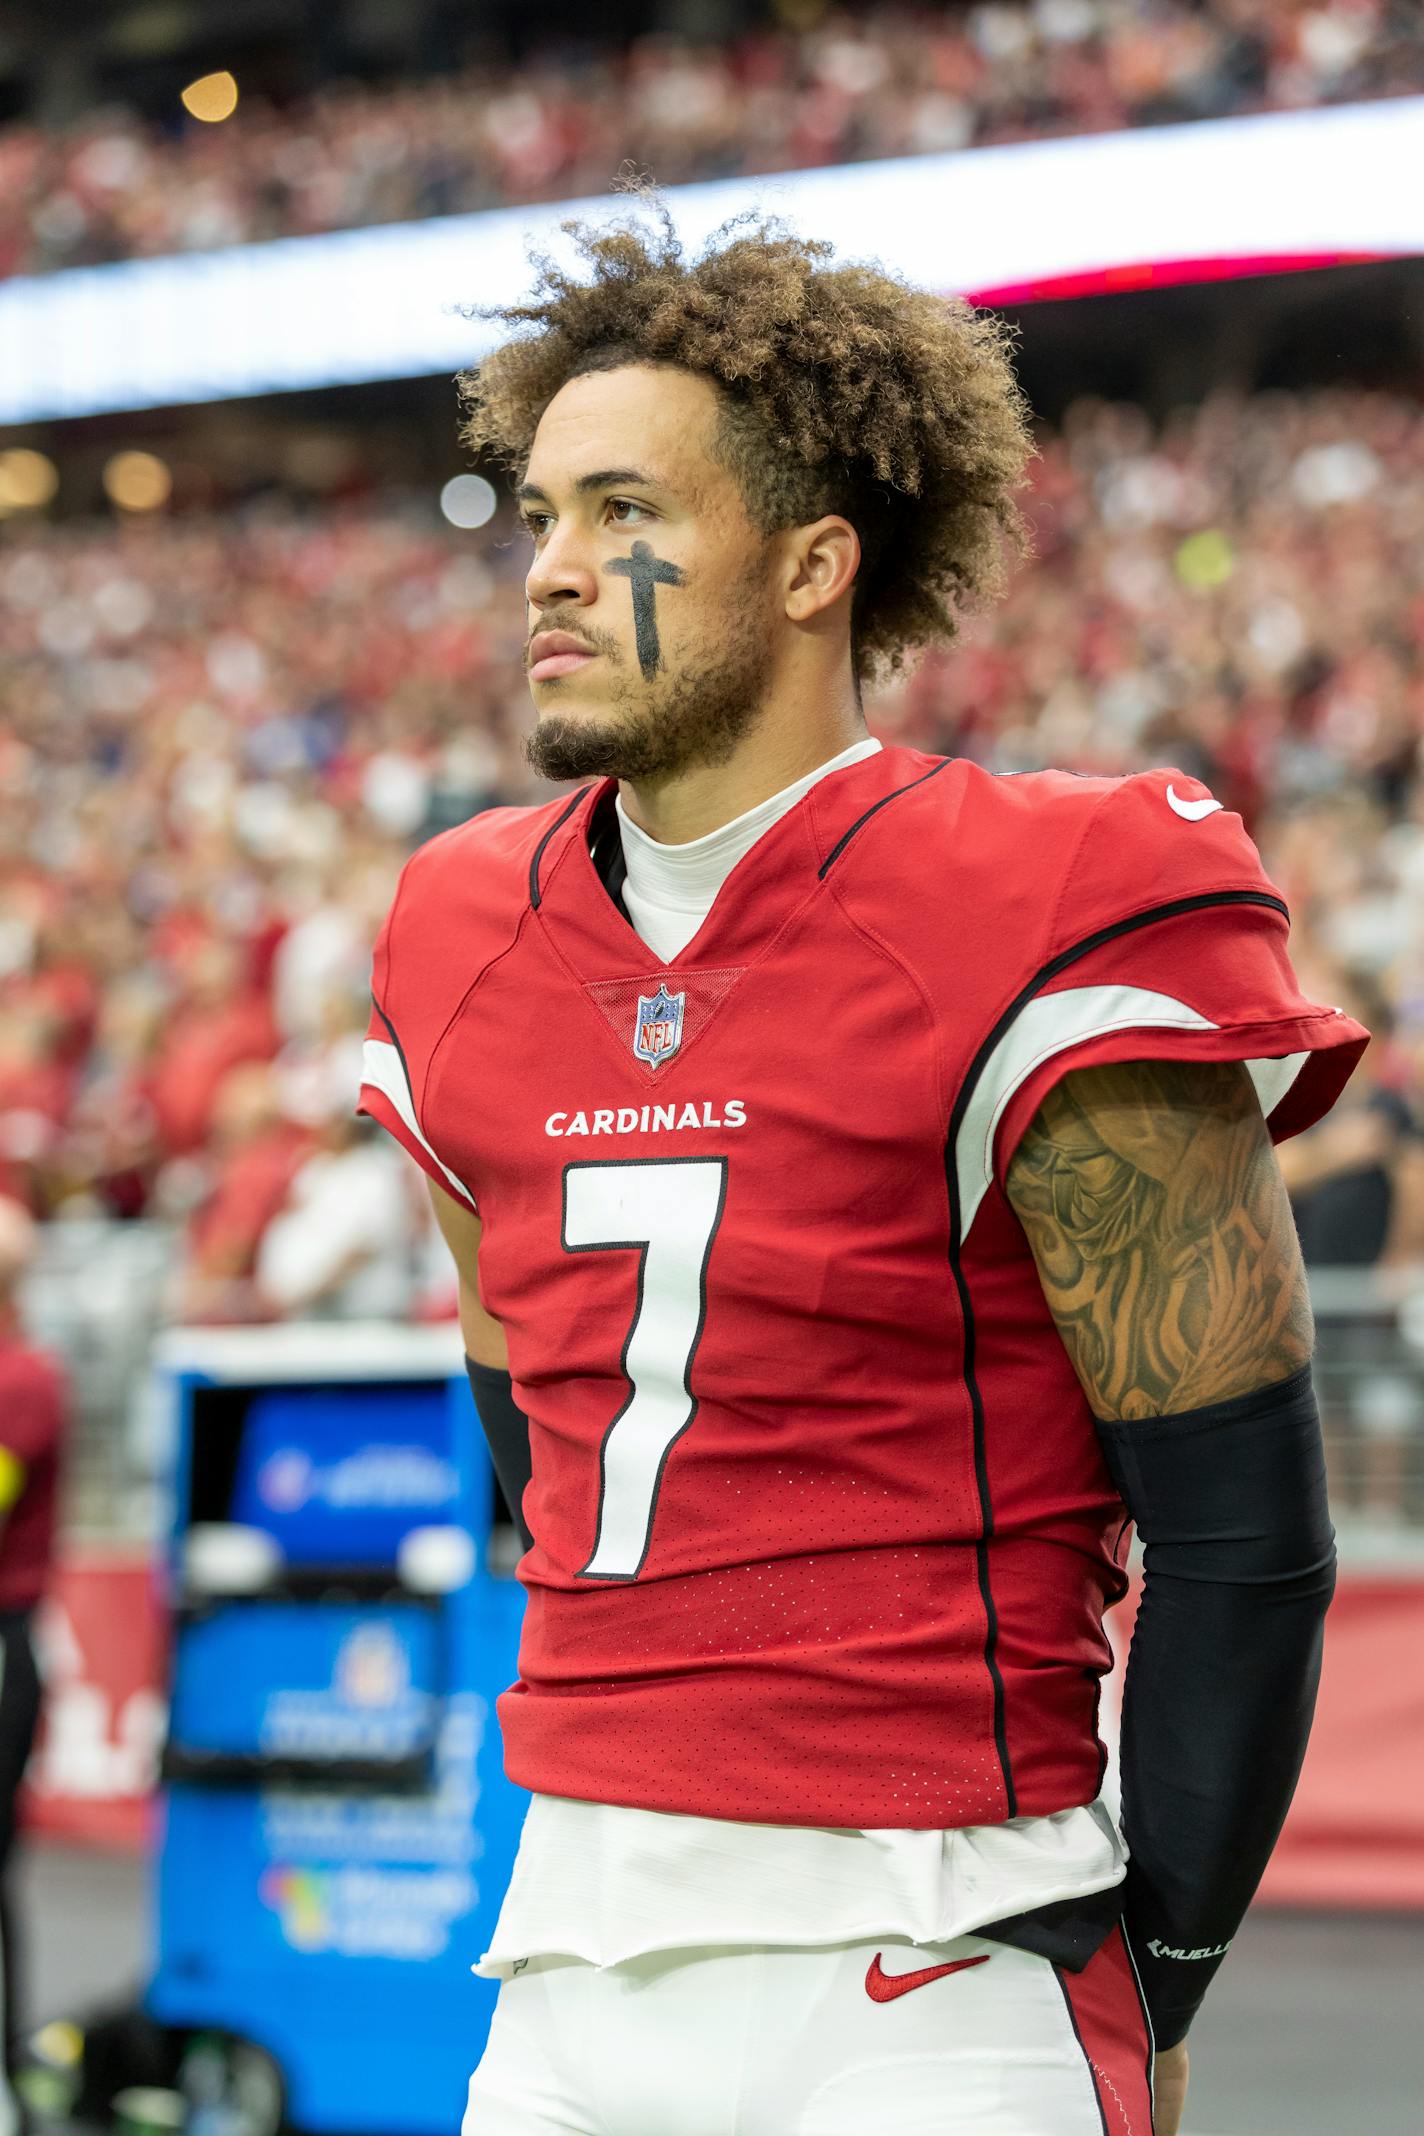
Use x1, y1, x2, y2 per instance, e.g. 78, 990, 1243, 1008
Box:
525, 707, 632, 783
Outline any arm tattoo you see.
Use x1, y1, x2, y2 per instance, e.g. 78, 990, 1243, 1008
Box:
1005, 1057, 1314, 1420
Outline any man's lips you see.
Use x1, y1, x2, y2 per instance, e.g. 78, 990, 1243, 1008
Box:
528, 633, 599, 682
529, 648, 598, 681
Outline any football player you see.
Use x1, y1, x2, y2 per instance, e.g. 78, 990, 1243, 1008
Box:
359, 211, 1367, 2134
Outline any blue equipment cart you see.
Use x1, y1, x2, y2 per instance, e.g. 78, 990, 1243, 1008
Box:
146, 1325, 528, 2136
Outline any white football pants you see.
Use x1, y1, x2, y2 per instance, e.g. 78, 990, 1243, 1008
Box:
464, 1926, 1155, 2134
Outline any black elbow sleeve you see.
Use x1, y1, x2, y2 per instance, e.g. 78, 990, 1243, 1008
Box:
465, 1358, 534, 1553
1095, 1363, 1336, 2050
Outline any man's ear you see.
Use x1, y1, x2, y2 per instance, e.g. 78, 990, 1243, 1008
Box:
783, 516, 861, 623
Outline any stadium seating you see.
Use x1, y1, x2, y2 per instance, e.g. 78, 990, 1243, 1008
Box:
2, 1, 1420, 278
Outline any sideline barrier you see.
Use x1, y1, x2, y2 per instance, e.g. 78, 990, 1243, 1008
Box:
1261, 1575, 1424, 1909
20, 1546, 164, 1852
1102, 1572, 1424, 1912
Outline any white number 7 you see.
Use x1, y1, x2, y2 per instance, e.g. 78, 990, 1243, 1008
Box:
562, 1157, 728, 1580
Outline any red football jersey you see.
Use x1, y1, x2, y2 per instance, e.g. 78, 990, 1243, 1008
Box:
358, 747, 1366, 1829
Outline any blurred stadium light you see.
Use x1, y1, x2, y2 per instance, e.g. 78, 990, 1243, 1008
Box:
438, 473, 496, 528
177, 72, 239, 125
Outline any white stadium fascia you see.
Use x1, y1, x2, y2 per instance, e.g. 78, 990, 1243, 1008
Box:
1, 94, 1420, 425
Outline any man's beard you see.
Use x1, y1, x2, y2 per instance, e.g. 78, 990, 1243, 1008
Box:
525, 607, 774, 786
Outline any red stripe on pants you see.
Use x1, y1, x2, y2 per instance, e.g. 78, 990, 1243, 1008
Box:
1055, 1926, 1155, 2136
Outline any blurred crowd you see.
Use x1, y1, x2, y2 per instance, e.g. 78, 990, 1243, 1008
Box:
2, 0, 1421, 278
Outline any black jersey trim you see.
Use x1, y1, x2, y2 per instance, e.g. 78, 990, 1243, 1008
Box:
816, 756, 951, 879
947, 1232, 1016, 1816
586, 783, 632, 920
973, 889, 1289, 1067
529, 786, 594, 909
372, 996, 414, 1106
944, 887, 1288, 1820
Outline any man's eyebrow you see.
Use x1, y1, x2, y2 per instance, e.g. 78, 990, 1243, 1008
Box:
516, 467, 667, 505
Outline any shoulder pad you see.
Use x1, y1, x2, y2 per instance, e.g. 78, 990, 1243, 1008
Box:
1043, 766, 1279, 958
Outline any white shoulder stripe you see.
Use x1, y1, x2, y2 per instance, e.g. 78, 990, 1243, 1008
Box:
1245, 1050, 1309, 1121
360, 1037, 478, 1211
954, 982, 1307, 1246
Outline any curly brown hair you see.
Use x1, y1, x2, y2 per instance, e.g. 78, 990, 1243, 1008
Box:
456, 204, 1035, 683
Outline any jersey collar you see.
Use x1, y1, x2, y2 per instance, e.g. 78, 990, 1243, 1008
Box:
531, 745, 942, 979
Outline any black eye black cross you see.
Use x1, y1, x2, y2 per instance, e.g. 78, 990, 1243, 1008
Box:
604, 539, 685, 679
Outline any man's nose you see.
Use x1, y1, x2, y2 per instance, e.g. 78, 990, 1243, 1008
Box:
525, 521, 599, 612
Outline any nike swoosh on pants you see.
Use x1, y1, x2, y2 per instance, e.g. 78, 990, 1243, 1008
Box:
864, 1952, 991, 2002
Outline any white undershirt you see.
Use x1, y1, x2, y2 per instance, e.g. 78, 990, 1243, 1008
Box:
615, 735, 884, 964
477, 733, 1126, 1978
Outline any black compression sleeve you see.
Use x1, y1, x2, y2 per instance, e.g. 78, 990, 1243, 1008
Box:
1095, 1363, 1335, 2051
465, 1358, 534, 1553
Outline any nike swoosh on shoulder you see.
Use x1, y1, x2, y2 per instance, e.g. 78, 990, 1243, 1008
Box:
1165, 783, 1224, 821
864, 1952, 991, 2002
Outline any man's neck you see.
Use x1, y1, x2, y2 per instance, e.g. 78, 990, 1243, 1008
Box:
619, 702, 870, 846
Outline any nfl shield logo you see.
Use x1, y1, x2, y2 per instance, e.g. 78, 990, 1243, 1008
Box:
633, 985, 685, 1066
